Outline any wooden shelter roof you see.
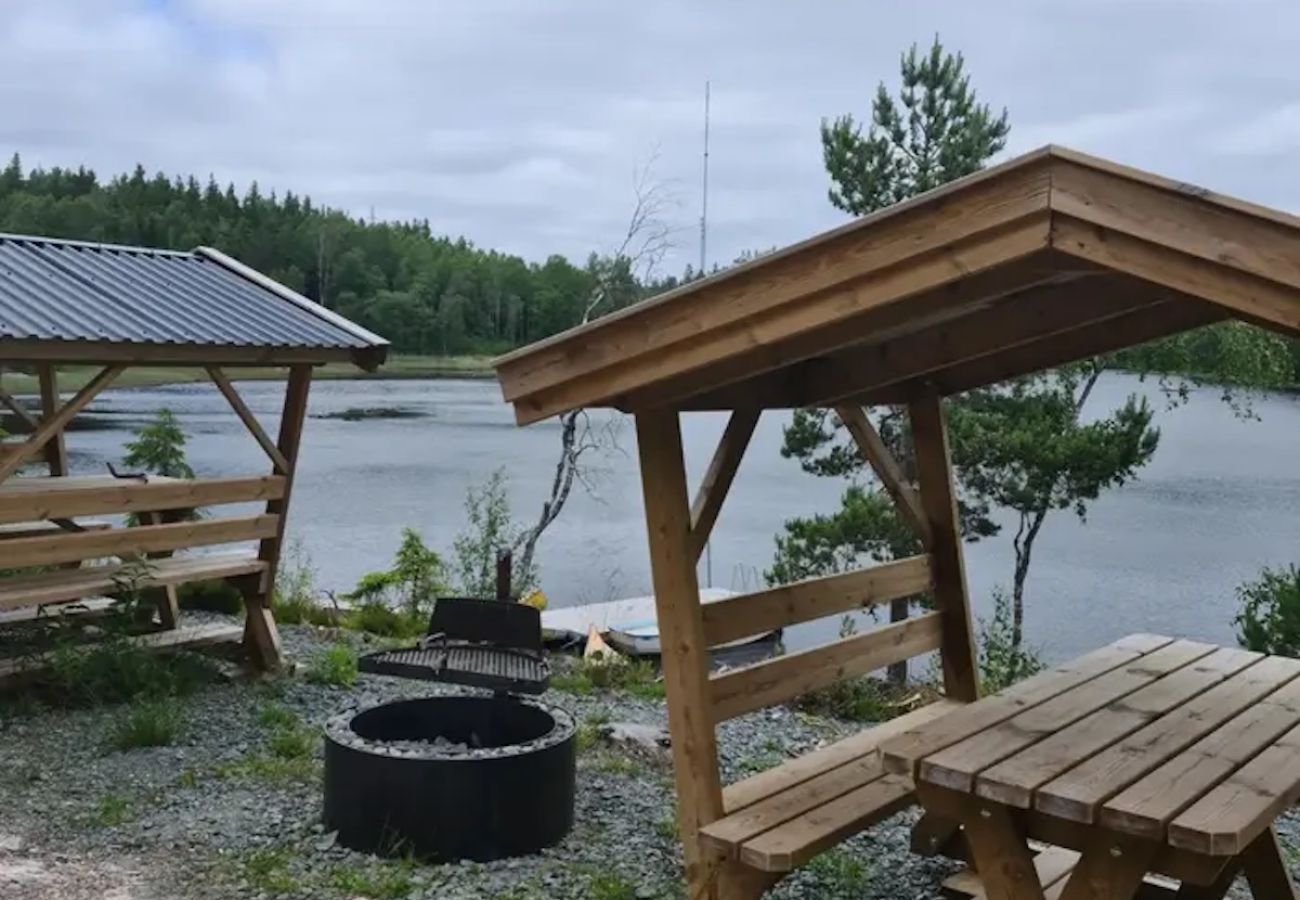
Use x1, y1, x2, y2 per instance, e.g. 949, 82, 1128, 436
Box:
495, 145, 1300, 425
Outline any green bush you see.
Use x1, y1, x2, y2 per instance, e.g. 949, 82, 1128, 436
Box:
42, 639, 218, 707
108, 698, 183, 750
1235, 564, 1300, 656
977, 588, 1046, 695
793, 676, 901, 722
344, 600, 425, 638
551, 657, 664, 699
305, 644, 358, 687
177, 579, 244, 615
272, 537, 335, 626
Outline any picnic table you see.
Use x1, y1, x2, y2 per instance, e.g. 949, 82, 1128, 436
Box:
879, 634, 1300, 899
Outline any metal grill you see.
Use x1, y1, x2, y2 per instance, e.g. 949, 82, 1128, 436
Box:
357, 598, 550, 695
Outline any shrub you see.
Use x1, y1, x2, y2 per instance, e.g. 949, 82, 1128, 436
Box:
1235, 564, 1300, 656
42, 639, 218, 707
177, 579, 244, 615
108, 698, 184, 750
977, 588, 1045, 695
793, 676, 900, 722
551, 657, 664, 699
349, 527, 447, 619
305, 644, 358, 687
807, 848, 871, 894
344, 600, 425, 639
272, 538, 335, 626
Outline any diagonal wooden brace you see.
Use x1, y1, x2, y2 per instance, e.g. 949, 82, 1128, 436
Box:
835, 405, 933, 549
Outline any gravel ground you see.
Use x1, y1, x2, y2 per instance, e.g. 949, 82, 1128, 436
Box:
0, 621, 1293, 899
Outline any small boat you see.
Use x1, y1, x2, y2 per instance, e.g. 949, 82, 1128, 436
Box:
541, 588, 778, 656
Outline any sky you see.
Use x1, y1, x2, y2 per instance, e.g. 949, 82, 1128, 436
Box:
2, 0, 1299, 275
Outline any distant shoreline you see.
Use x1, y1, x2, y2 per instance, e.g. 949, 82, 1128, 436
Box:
1, 355, 497, 394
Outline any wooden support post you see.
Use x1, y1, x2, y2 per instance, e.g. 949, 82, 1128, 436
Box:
0, 365, 122, 483
37, 364, 68, 477
687, 408, 760, 563
908, 388, 980, 702
206, 366, 290, 474
635, 409, 729, 900
246, 365, 313, 670
835, 405, 932, 547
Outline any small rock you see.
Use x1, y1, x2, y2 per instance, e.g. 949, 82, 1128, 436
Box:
0, 833, 23, 852
315, 831, 338, 852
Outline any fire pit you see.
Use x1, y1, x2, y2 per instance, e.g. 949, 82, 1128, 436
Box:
323, 694, 575, 861
322, 596, 576, 861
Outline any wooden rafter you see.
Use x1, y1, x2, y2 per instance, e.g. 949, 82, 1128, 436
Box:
0, 365, 123, 483
206, 366, 290, 474
686, 408, 760, 562
835, 406, 932, 548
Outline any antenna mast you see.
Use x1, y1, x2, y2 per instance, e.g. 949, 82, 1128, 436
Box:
700, 80, 715, 589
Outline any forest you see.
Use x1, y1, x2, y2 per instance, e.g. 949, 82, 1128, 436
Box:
1, 150, 1297, 384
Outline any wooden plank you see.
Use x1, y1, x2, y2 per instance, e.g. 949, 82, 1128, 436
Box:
1053, 215, 1300, 337
0, 621, 242, 682
206, 366, 290, 474
880, 634, 1174, 777
0, 514, 277, 570
1168, 723, 1300, 856
511, 215, 1052, 424
0, 475, 286, 524
737, 773, 916, 871
0, 383, 39, 430
923, 640, 1217, 792
700, 554, 933, 647
0, 338, 364, 367
944, 846, 1080, 898
977, 646, 1261, 809
0, 520, 110, 539
0, 553, 265, 610
1101, 673, 1300, 840
0, 365, 123, 482
634, 409, 725, 895
498, 161, 1052, 404
1034, 654, 1300, 824
686, 408, 759, 563
835, 406, 932, 547
37, 365, 68, 476
702, 754, 886, 855
954, 798, 1049, 900
859, 298, 1224, 406
709, 611, 944, 722
908, 390, 979, 701
721, 698, 960, 812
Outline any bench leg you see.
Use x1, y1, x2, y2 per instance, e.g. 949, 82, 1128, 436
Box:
711, 860, 778, 900
912, 810, 965, 857
140, 511, 179, 630
1240, 827, 1297, 899
1176, 862, 1239, 899
1054, 833, 1157, 900
237, 575, 282, 671
960, 803, 1048, 900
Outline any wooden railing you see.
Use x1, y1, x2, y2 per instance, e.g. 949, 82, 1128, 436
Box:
0, 514, 279, 569
0, 475, 286, 524
699, 554, 933, 647
709, 611, 944, 722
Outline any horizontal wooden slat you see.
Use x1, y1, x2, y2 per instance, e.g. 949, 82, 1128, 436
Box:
0, 621, 243, 682
721, 699, 962, 813
0, 476, 285, 524
0, 553, 266, 611
700, 555, 933, 647
0, 519, 111, 539
0, 514, 277, 569
709, 611, 943, 722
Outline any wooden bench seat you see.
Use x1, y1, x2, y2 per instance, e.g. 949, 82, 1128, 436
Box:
0, 552, 266, 612
701, 699, 963, 871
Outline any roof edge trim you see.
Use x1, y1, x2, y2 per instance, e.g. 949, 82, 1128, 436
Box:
0, 231, 192, 257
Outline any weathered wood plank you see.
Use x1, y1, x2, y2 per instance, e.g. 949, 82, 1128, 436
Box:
977, 646, 1261, 809
0, 553, 265, 611
709, 612, 943, 722
922, 640, 1216, 792
879, 634, 1174, 777
908, 390, 979, 701
1168, 723, 1300, 856
686, 408, 759, 563
1101, 673, 1300, 840
634, 409, 725, 895
0, 475, 286, 524
720, 698, 960, 813
700, 554, 933, 647
1035, 655, 1300, 824
0, 514, 277, 570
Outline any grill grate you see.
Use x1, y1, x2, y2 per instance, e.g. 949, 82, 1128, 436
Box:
359, 639, 549, 695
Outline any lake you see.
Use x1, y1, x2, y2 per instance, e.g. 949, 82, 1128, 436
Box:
61, 372, 1300, 662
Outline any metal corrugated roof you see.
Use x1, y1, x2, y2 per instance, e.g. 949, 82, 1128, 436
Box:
0, 233, 388, 363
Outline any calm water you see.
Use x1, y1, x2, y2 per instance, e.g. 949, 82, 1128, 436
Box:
60, 372, 1300, 661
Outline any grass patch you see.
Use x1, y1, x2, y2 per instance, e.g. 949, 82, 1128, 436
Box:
37, 639, 219, 707
344, 601, 425, 639
587, 871, 638, 900
217, 754, 319, 785
806, 848, 871, 894
329, 860, 416, 899
93, 792, 132, 827
244, 848, 297, 894
305, 644, 358, 687
791, 676, 926, 723
591, 751, 641, 777
107, 698, 184, 750
268, 725, 316, 761
257, 703, 301, 730
653, 813, 678, 840
177, 767, 199, 788
551, 657, 664, 699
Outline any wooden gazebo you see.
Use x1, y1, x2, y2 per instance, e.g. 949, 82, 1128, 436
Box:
495, 146, 1300, 899
0, 234, 387, 673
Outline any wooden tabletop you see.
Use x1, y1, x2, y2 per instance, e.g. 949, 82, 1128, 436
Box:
879, 634, 1300, 857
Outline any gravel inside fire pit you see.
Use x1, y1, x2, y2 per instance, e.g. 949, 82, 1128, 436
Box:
0, 618, 1287, 899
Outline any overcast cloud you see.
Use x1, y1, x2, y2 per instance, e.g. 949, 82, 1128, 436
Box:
2, 0, 1299, 273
